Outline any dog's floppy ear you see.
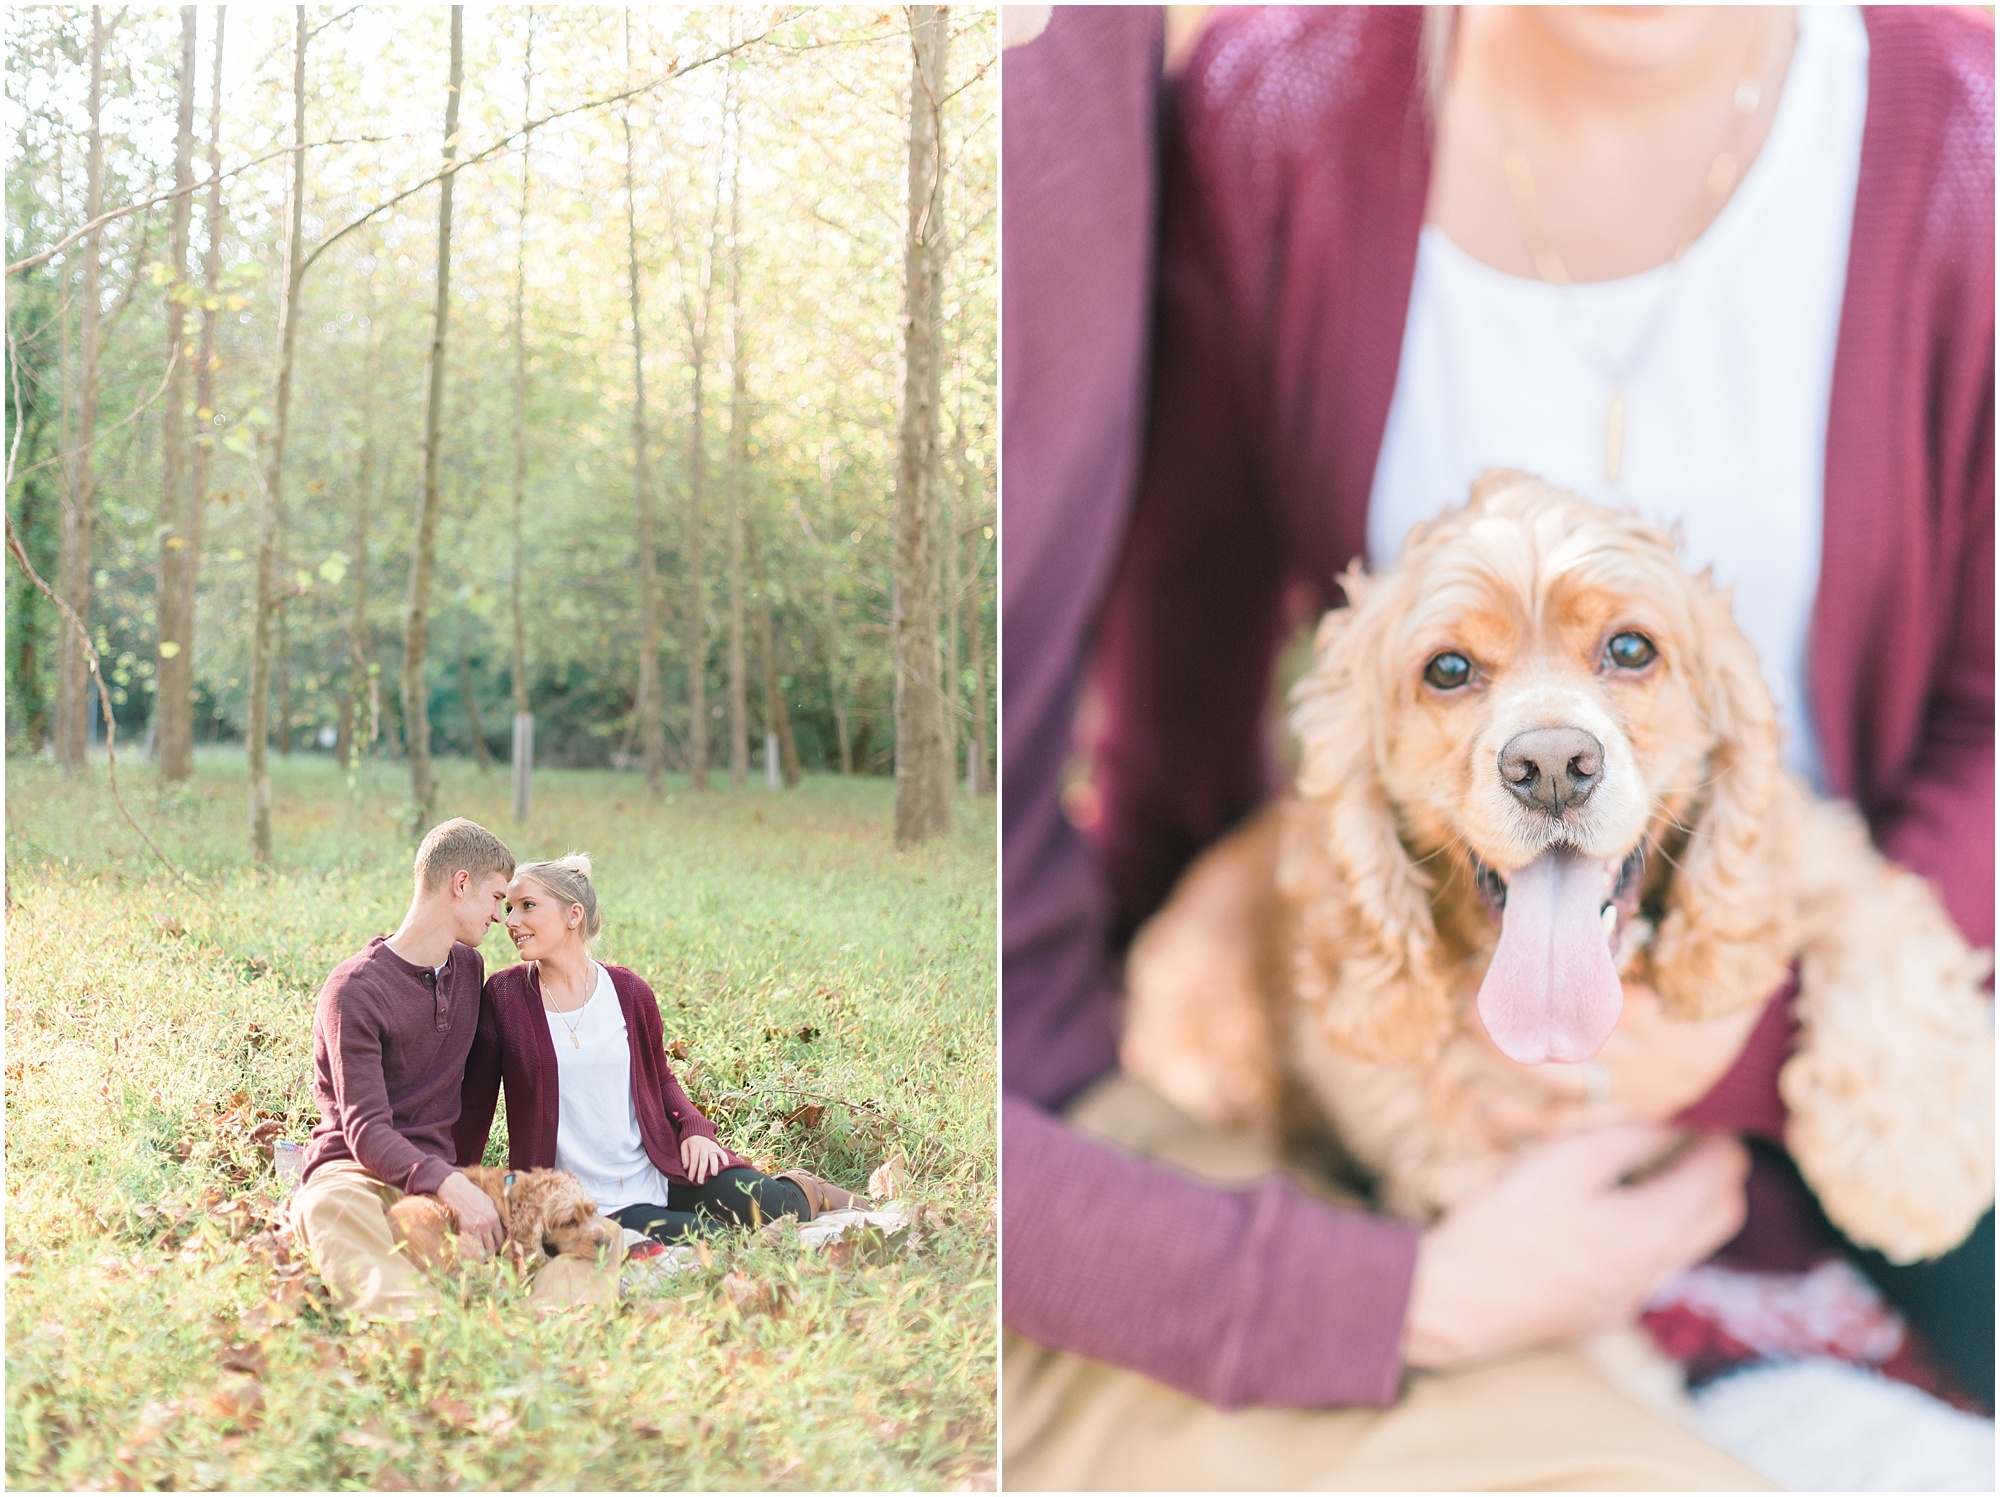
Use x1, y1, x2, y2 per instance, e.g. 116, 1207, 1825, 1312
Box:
1281, 568, 1455, 1062
1648, 580, 1794, 1018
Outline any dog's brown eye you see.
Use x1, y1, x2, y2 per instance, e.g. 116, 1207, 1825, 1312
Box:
1424, 652, 1473, 690
1604, 631, 1657, 671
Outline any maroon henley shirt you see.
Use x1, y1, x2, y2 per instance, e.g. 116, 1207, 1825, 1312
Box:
303, 935, 487, 1196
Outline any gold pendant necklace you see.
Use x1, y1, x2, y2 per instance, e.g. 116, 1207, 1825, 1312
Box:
1494, 21, 1769, 487
548, 974, 588, 1049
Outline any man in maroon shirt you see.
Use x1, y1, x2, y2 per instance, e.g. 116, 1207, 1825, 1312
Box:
291, 818, 517, 1321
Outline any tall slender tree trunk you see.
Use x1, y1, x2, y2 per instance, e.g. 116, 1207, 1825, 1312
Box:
510, 9, 535, 822
752, 527, 801, 787
458, 636, 491, 770
338, 276, 376, 771
817, 443, 852, 774
56, 8, 107, 774
724, 96, 749, 791
401, 4, 464, 829
177, 6, 226, 768
623, 17, 666, 800
275, 597, 292, 754
943, 410, 963, 795
155, 6, 198, 782
684, 335, 710, 792
336, 655, 353, 766
968, 560, 988, 796
962, 447, 990, 796
48, 132, 71, 757
246, 5, 308, 861
892, 5, 951, 844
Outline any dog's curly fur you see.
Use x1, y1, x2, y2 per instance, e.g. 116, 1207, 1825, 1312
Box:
1123, 473, 1994, 1263
387, 1165, 623, 1272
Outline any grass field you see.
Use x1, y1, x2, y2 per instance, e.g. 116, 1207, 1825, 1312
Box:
4, 749, 996, 1491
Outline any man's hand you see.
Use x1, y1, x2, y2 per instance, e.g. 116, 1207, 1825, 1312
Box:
436, 1170, 504, 1257
1401, 1123, 1748, 1371
681, 1134, 729, 1186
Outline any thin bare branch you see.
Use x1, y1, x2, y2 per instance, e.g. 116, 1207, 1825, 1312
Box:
6, 348, 180, 490
8, 136, 408, 279
299, 23, 790, 279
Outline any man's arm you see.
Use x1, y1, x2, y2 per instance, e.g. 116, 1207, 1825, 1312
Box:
1003, 1094, 1417, 1408
1000, 7, 1433, 1406
324, 984, 454, 1197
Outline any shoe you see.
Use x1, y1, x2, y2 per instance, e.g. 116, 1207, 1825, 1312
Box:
775, 1170, 868, 1221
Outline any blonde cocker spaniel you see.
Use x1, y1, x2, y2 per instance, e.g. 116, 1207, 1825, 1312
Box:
1122, 472, 1993, 1263
389, 1165, 624, 1272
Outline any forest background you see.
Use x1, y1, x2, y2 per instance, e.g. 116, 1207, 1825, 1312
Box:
5, 4, 995, 848
4, 8, 997, 1489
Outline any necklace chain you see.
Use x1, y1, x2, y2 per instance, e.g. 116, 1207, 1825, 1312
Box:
545, 966, 591, 1049
1490, 17, 1771, 485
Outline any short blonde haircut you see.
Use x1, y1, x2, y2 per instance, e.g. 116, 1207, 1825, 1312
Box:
414, 818, 515, 896
514, 853, 603, 943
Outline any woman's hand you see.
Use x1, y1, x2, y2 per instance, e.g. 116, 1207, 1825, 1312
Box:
680, 1134, 729, 1185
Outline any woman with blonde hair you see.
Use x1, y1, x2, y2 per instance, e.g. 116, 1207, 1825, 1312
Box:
455, 854, 863, 1243
1003, 3, 1989, 1486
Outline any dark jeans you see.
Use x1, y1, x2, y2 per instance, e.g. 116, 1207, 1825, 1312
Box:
610, 1167, 810, 1244
1847, 1206, 1994, 1410
1744, 1140, 1994, 1410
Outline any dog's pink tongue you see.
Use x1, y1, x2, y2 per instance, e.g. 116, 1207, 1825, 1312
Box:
1477, 849, 1623, 1065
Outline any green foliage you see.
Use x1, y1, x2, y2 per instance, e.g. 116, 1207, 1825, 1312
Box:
5, 751, 996, 1490
5, 7, 997, 787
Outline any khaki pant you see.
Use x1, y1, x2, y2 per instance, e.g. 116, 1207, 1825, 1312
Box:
1002, 1076, 1771, 1492
291, 1160, 621, 1322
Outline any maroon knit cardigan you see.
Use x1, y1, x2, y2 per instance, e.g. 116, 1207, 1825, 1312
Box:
1003, 5, 1992, 1412
454, 962, 745, 1189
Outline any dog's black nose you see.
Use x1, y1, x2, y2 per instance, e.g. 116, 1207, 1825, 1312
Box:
1499, 727, 1604, 814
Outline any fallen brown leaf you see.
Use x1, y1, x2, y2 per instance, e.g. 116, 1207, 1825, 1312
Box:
717, 1271, 792, 1318
666, 1039, 691, 1061
868, 1150, 911, 1203
204, 1373, 264, 1427
338, 1423, 405, 1456
782, 1102, 826, 1130
220, 1340, 267, 1376
371, 1466, 416, 1492
426, 1396, 477, 1432
113, 1398, 183, 1462
475, 1408, 520, 1437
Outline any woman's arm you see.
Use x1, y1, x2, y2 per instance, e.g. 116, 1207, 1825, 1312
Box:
453, 977, 503, 1168
624, 969, 726, 1146
1873, 433, 1993, 951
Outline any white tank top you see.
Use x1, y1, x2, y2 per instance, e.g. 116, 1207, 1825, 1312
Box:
546, 962, 675, 1214
1367, 5, 1869, 789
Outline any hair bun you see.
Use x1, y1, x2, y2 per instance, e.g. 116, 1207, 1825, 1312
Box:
558, 852, 594, 880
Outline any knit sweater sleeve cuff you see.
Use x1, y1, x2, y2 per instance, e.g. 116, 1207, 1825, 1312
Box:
408, 1155, 455, 1197
1218, 1176, 1418, 1408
